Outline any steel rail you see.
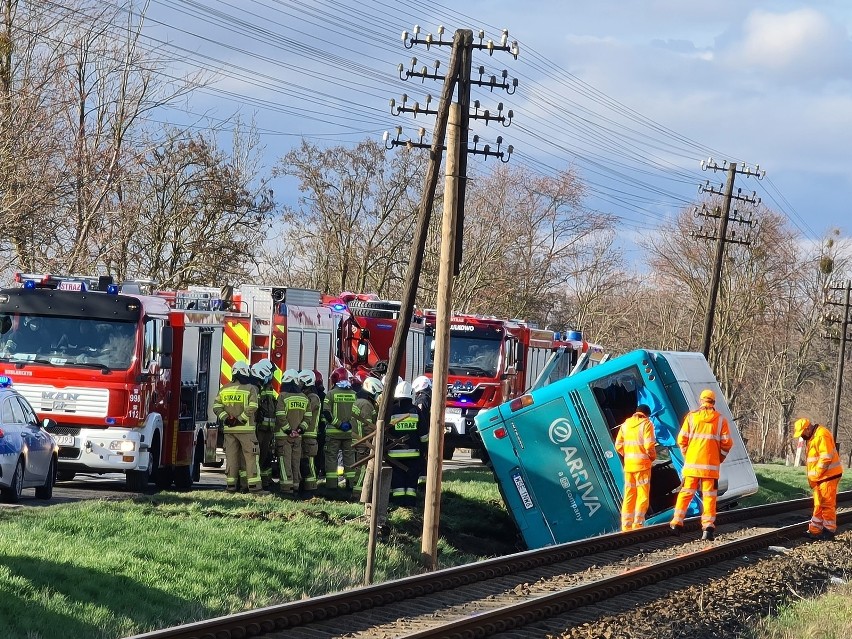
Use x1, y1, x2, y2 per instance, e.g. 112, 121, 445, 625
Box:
398, 509, 852, 638
125, 491, 852, 639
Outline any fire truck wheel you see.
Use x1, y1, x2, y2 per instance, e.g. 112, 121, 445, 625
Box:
192, 436, 204, 482
155, 466, 174, 490
442, 444, 456, 461
126, 436, 160, 492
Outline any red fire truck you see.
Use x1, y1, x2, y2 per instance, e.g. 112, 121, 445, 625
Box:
0, 275, 341, 489
335, 294, 604, 458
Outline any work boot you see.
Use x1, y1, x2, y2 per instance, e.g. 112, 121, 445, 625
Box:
701, 527, 715, 541
819, 529, 836, 541
805, 529, 822, 540
669, 524, 682, 537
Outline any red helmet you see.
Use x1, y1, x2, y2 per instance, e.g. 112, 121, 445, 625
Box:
312, 369, 323, 387
353, 369, 369, 384
330, 367, 351, 386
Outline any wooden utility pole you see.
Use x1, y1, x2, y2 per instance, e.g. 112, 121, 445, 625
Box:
421, 102, 461, 569
695, 158, 764, 360
827, 280, 851, 445
364, 31, 463, 586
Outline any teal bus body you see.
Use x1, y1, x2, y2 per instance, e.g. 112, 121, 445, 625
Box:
474, 350, 758, 549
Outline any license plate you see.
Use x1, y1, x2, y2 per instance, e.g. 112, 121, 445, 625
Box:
446, 407, 462, 415
53, 435, 75, 447
512, 471, 535, 510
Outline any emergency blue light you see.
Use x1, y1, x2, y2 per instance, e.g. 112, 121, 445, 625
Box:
106, 284, 119, 295
105, 417, 116, 425
0, 375, 12, 387
331, 303, 346, 312
24, 280, 36, 289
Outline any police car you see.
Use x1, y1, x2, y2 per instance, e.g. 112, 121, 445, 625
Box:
0, 376, 58, 503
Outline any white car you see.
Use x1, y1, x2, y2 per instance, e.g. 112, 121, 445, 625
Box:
0, 376, 58, 502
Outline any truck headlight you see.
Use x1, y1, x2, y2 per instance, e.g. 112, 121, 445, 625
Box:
110, 440, 136, 452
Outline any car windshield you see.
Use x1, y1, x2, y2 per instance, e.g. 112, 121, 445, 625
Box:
426, 335, 501, 377
0, 313, 136, 371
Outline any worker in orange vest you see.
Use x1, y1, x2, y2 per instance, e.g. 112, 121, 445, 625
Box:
793, 418, 843, 540
615, 404, 657, 531
669, 389, 732, 541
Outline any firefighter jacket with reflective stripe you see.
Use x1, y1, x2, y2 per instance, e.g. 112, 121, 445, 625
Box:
805, 425, 843, 486
677, 406, 732, 479
352, 396, 377, 440
302, 391, 321, 439
256, 386, 278, 431
414, 390, 431, 444
324, 386, 357, 438
387, 404, 423, 459
275, 391, 310, 436
615, 412, 657, 472
213, 382, 258, 433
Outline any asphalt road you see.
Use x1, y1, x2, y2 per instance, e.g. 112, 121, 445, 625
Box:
3, 448, 482, 508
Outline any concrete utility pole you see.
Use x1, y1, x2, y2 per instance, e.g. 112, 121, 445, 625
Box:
390, 25, 518, 572
421, 102, 461, 568
694, 158, 765, 360
823, 279, 851, 447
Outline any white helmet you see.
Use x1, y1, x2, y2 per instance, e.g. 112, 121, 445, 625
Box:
251, 358, 275, 382
394, 380, 413, 400
412, 375, 432, 393
231, 361, 251, 379
297, 369, 316, 387
281, 368, 300, 384
362, 377, 383, 399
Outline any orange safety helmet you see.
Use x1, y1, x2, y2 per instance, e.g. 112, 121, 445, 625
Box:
699, 389, 716, 405
793, 418, 812, 438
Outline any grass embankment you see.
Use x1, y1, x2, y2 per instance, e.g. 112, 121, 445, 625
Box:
0, 467, 515, 639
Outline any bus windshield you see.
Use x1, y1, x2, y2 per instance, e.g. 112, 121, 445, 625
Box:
426, 335, 502, 377
0, 313, 137, 371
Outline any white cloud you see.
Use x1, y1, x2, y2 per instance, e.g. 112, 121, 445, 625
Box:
723, 8, 852, 82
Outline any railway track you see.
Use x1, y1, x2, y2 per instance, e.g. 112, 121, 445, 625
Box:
128, 492, 852, 639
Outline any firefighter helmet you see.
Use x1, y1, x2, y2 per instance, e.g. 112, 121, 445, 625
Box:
313, 369, 323, 387
362, 376, 383, 399
281, 368, 300, 384
297, 369, 316, 387
353, 369, 369, 385
412, 375, 432, 393
394, 380, 413, 400
251, 358, 275, 383
330, 367, 351, 387
231, 360, 251, 380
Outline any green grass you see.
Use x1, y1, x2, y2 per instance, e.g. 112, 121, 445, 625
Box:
740, 463, 852, 507
751, 583, 852, 639
0, 467, 514, 639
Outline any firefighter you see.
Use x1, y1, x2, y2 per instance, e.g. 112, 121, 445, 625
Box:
251, 358, 278, 490
312, 369, 328, 482
669, 389, 732, 540
212, 360, 264, 494
323, 367, 357, 491
793, 418, 843, 540
352, 376, 383, 498
275, 368, 309, 495
615, 403, 657, 531
388, 380, 423, 504
298, 369, 321, 495
411, 375, 432, 489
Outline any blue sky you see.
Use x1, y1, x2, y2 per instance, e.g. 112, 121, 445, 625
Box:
135, 0, 852, 251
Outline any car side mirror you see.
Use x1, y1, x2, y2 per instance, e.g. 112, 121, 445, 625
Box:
42, 417, 57, 430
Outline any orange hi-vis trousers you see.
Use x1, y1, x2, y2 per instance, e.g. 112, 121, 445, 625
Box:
809, 477, 841, 534
670, 476, 718, 530
621, 469, 651, 531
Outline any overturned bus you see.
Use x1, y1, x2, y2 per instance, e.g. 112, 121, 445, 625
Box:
474, 349, 758, 549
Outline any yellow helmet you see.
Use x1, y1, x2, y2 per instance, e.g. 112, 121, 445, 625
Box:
793, 418, 812, 438
699, 389, 716, 404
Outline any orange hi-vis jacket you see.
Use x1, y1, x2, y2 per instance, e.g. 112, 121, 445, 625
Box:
615, 412, 657, 472
805, 425, 843, 486
677, 406, 732, 479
